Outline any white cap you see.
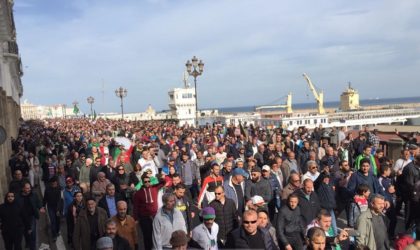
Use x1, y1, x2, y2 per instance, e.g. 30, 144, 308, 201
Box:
251, 195, 264, 205
262, 165, 271, 172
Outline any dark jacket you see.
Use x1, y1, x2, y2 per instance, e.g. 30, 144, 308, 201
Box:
98, 194, 124, 218
400, 161, 420, 200
314, 173, 337, 210
16, 191, 42, 221
245, 178, 273, 202
347, 170, 385, 197
43, 185, 62, 208
226, 226, 277, 250
276, 205, 305, 247
294, 188, 321, 226
112, 234, 131, 250
0, 198, 25, 233
209, 198, 239, 242
73, 207, 108, 250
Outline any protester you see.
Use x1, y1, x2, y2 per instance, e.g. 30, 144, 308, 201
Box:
209, 185, 239, 247
0, 192, 25, 250
152, 193, 187, 249
226, 209, 277, 249
73, 197, 108, 250
277, 193, 305, 250
191, 206, 219, 250
356, 194, 391, 250
104, 219, 131, 250
111, 201, 138, 250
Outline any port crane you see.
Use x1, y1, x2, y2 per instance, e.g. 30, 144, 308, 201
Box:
303, 73, 325, 114
255, 92, 293, 113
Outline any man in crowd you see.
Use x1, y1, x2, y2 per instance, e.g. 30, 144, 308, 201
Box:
112, 201, 138, 250
356, 194, 391, 249
209, 185, 239, 247
294, 178, 321, 226
133, 173, 166, 250
73, 197, 108, 250
104, 219, 131, 250
227, 210, 276, 249
152, 193, 187, 249
224, 167, 247, 214
245, 166, 272, 209
277, 193, 305, 250
15, 182, 44, 250
281, 173, 301, 202
98, 183, 124, 218
178, 152, 201, 200
192, 206, 219, 250
198, 162, 224, 208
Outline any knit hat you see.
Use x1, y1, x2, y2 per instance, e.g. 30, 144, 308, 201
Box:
170, 230, 189, 247
96, 237, 113, 249
200, 206, 216, 219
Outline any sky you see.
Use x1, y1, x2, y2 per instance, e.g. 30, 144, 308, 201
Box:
14, 0, 420, 113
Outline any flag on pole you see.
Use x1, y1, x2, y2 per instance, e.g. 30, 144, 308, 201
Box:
73, 104, 79, 115
93, 110, 97, 120
47, 108, 52, 117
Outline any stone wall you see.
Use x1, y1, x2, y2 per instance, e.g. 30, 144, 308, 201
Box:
0, 88, 21, 201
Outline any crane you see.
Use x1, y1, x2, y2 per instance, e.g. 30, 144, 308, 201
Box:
255, 92, 293, 113
302, 73, 325, 114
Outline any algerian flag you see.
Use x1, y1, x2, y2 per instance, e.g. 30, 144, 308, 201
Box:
47, 108, 52, 117
73, 104, 79, 115
93, 110, 97, 120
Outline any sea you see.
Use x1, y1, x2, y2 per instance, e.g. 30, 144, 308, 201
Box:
216, 96, 420, 113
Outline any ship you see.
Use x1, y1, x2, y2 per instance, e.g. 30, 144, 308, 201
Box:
254, 73, 420, 129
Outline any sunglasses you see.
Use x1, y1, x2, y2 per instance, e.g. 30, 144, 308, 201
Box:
143, 180, 151, 183
118, 168, 124, 171
243, 220, 257, 224
215, 192, 223, 195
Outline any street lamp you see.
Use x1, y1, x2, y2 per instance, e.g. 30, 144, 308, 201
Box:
185, 56, 204, 127
115, 87, 127, 119
87, 96, 95, 117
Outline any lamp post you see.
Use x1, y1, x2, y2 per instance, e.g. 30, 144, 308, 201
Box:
115, 87, 127, 119
87, 96, 95, 117
185, 56, 204, 127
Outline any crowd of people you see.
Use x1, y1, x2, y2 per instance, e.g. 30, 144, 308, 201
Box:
1, 118, 420, 250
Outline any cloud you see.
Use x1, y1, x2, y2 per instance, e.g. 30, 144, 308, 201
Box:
14, 0, 420, 113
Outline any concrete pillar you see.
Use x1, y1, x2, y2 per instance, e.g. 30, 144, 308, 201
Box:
387, 138, 405, 162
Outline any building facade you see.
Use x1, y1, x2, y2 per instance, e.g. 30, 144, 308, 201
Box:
168, 87, 196, 126
0, 0, 24, 200
20, 100, 74, 120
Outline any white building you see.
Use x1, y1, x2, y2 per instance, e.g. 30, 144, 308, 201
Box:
168, 87, 196, 126
20, 100, 76, 120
